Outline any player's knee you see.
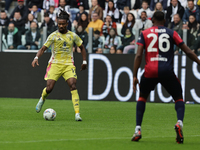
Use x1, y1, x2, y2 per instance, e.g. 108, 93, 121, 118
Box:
46, 86, 54, 94
70, 84, 77, 91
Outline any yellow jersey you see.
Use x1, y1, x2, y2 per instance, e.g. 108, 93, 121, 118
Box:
44, 30, 83, 65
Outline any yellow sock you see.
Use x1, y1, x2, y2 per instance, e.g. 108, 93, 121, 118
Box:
71, 90, 80, 114
41, 87, 49, 100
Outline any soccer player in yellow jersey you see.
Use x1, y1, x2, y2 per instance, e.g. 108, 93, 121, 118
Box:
31, 10, 87, 121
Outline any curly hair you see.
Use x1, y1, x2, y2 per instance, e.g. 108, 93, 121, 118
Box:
57, 9, 70, 22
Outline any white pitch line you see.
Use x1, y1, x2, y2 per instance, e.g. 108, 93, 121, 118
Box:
0, 135, 200, 144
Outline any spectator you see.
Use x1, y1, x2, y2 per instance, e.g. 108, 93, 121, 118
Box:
0, 10, 10, 27
88, 0, 103, 21
153, 2, 165, 14
168, 14, 183, 32
48, 5, 57, 22
118, 28, 135, 53
40, 12, 56, 36
12, 11, 26, 35
77, 12, 89, 31
55, 0, 70, 15
86, 30, 103, 53
30, 5, 41, 22
137, 0, 153, 19
121, 6, 130, 25
43, 0, 55, 13
73, 2, 88, 28
193, 34, 200, 54
79, 0, 89, 10
182, 0, 200, 24
4, 22, 21, 49
96, 47, 103, 53
104, 0, 120, 23
69, 0, 80, 22
117, 0, 131, 10
121, 13, 135, 35
123, 39, 135, 54
5, 0, 14, 14
85, 12, 104, 33
175, 24, 196, 54
9, 0, 29, 22
188, 14, 199, 37
109, 45, 117, 54
101, 15, 117, 38
133, 0, 142, 10
76, 25, 88, 48
26, 0, 43, 9
150, 0, 168, 11
104, 28, 119, 53
116, 49, 123, 54
25, 13, 38, 31
17, 21, 41, 50
166, 0, 185, 25
133, 11, 153, 34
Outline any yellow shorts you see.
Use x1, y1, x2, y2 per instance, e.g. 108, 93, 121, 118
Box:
44, 63, 77, 81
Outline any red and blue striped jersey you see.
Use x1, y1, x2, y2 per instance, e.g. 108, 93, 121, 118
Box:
137, 26, 184, 78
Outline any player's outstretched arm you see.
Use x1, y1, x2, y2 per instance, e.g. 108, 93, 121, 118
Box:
79, 44, 87, 71
180, 44, 200, 65
133, 44, 144, 93
31, 45, 48, 68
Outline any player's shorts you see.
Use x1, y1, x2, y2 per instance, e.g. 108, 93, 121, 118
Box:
140, 72, 183, 101
44, 63, 77, 81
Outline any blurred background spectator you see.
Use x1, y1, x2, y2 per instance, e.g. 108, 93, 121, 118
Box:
182, 0, 200, 24
43, 0, 55, 13
88, 0, 103, 21
109, 45, 116, 54
40, 12, 56, 36
25, 13, 38, 31
76, 12, 89, 31
10, 0, 29, 22
0, 10, 10, 27
26, 0, 43, 10
86, 12, 103, 33
101, 15, 117, 38
104, 0, 120, 23
121, 12, 135, 35
166, 0, 185, 25
118, 28, 134, 53
121, 6, 130, 25
17, 21, 41, 50
73, 2, 88, 28
168, 14, 183, 32
76, 25, 88, 48
12, 11, 26, 34
30, 5, 41, 22
133, 11, 153, 34
104, 28, 119, 53
137, 0, 153, 19
4, 22, 21, 49
86, 30, 103, 53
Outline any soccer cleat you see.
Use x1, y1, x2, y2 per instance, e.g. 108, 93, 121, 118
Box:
131, 129, 142, 141
36, 97, 45, 113
174, 122, 184, 144
75, 113, 82, 121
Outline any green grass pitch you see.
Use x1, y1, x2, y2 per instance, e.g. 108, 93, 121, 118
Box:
0, 98, 200, 150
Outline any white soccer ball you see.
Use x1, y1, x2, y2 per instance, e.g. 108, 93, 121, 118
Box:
43, 108, 56, 121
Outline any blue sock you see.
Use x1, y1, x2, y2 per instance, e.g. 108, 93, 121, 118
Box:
136, 99, 146, 126
175, 100, 185, 121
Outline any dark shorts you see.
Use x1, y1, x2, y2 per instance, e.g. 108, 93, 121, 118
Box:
140, 73, 183, 100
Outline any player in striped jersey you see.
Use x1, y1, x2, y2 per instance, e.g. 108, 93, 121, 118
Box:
131, 11, 200, 143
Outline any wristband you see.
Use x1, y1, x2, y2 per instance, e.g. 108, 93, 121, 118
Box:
83, 60, 87, 64
34, 56, 39, 60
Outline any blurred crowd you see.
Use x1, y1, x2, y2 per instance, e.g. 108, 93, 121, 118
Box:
1, 0, 200, 54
